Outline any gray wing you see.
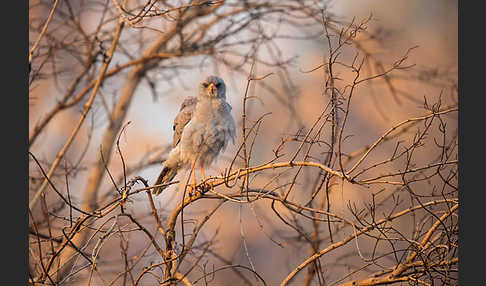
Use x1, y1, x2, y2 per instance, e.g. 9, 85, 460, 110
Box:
172, 96, 197, 147
222, 101, 237, 146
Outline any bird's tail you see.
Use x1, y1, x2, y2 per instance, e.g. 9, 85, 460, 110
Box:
152, 165, 179, 195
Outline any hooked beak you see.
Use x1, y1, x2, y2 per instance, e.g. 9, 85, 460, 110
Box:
207, 83, 217, 96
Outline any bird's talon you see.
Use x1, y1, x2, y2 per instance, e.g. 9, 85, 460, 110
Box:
194, 184, 204, 195
188, 186, 196, 197
201, 181, 213, 193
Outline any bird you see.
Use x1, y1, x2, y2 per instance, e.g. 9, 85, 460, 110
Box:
152, 75, 236, 196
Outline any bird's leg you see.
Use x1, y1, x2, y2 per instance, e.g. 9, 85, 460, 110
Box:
190, 161, 197, 196
200, 165, 213, 193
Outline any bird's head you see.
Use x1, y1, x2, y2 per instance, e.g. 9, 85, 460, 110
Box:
199, 75, 226, 99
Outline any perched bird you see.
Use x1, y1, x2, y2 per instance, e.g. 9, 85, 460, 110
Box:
152, 75, 236, 195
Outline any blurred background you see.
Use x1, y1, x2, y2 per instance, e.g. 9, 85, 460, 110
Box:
29, 1, 458, 285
